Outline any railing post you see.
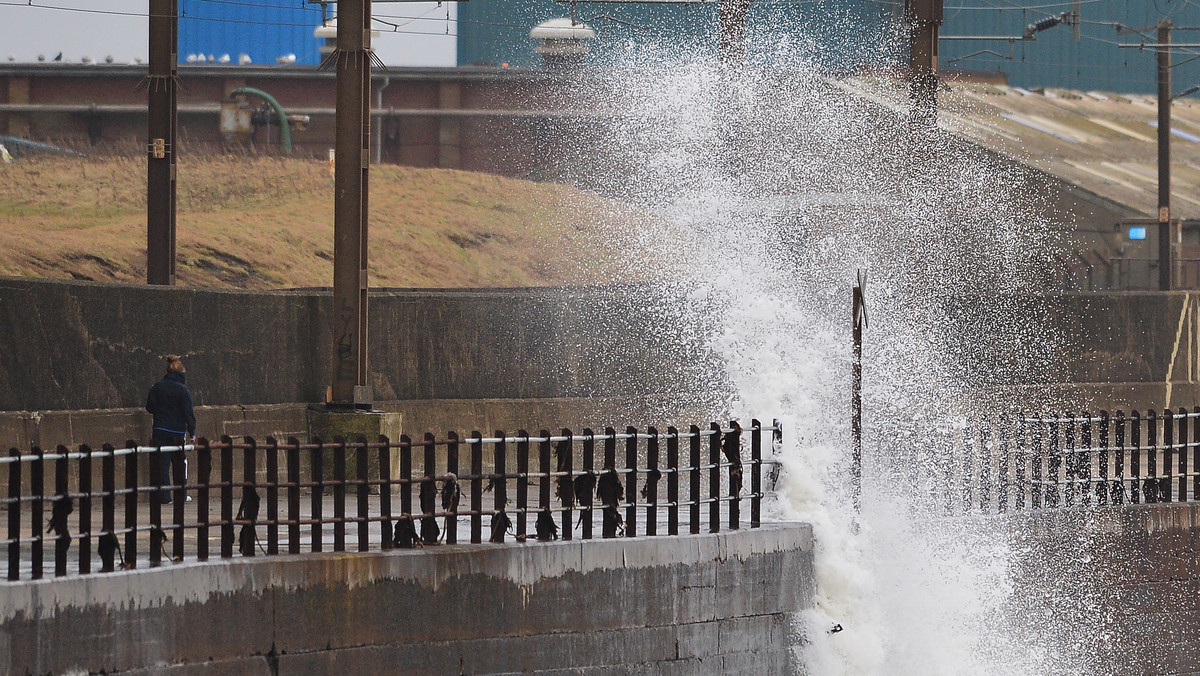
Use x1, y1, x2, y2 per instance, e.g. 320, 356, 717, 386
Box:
980, 421, 993, 512
750, 420, 761, 527
333, 436, 347, 552
101, 443, 116, 572
602, 427, 617, 538
996, 417, 1009, 513
443, 432, 457, 546
1063, 415, 1076, 508
1193, 407, 1200, 501
1178, 408, 1189, 501
7, 447, 21, 580
581, 428, 595, 540
1047, 416, 1060, 508
148, 439, 162, 567
708, 422, 721, 533
516, 431, 529, 539
123, 439, 139, 569
379, 435, 394, 549
422, 432, 438, 546
559, 429, 573, 541
962, 423, 975, 513
172, 436, 187, 545
646, 427, 659, 537
470, 432, 482, 544
626, 426, 638, 538
1080, 413, 1093, 507
496, 430, 511, 543
668, 426, 680, 535
220, 435, 235, 559
197, 437, 212, 561
242, 436, 259, 558
1163, 410, 1175, 503
54, 445, 69, 577
1147, 411, 1159, 503
537, 429, 551, 540
689, 425, 701, 534
1098, 412, 1110, 506
1030, 420, 1043, 509
356, 435, 370, 552
31, 445, 45, 578
1014, 418, 1026, 510
1114, 411, 1126, 505
79, 444, 93, 575
266, 436, 280, 555
725, 422, 742, 529
286, 437, 301, 554
310, 436, 325, 553
1131, 411, 1142, 504
399, 434, 413, 545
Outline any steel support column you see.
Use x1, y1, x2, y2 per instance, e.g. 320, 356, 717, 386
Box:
330, 0, 372, 408
1158, 19, 1174, 291
718, 0, 753, 67
146, 0, 178, 286
906, 0, 942, 123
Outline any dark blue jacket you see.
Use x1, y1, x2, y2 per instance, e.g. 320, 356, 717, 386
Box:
146, 371, 196, 437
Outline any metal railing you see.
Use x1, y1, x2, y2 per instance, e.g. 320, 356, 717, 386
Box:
924, 408, 1200, 514
2, 420, 781, 581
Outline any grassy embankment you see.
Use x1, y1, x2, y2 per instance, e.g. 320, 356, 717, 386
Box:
0, 155, 648, 288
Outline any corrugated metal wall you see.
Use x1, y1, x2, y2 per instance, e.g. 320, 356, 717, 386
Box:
178, 0, 323, 66
457, 0, 894, 69
940, 0, 1200, 94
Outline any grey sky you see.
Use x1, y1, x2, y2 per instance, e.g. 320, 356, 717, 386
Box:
0, 1, 456, 65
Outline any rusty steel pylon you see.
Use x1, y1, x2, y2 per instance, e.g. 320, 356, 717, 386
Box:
329, 0, 373, 409
144, 0, 178, 285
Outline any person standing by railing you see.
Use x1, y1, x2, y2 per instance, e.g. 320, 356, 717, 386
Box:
145, 355, 196, 504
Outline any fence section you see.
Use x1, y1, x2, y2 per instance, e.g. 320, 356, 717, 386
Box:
2, 420, 781, 581
926, 409, 1200, 514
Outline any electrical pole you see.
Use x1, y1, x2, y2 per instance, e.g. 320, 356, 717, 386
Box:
718, 0, 753, 67
1158, 19, 1174, 291
905, 0, 942, 122
145, 0, 178, 285
330, 0, 373, 409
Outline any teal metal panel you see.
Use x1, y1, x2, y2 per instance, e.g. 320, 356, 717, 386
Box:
941, 0, 1200, 94
457, 0, 893, 68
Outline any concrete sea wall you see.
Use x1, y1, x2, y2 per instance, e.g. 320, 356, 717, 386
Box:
1005, 503, 1200, 676
0, 524, 813, 676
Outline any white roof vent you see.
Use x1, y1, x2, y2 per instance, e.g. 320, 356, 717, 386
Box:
530, 18, 595, 68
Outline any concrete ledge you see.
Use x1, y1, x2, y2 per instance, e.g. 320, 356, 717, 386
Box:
0, 523, 813, 676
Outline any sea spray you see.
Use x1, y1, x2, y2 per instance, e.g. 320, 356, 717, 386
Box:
566, 22, 1078, 673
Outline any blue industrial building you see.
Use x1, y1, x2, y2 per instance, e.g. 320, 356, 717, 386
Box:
178, 0, 324, 66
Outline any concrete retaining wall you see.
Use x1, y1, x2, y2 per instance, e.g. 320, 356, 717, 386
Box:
8, 277, 1200, 421
0, 523, 813, 676
0, 278, 719, 414
1007, 503, 1200, 676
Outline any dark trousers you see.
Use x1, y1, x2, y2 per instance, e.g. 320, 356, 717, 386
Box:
151, 429, 187, 503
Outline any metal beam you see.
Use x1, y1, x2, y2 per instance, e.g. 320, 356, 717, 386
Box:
146, 0, 178, 286
330, 0, 373, 409
1159, 19, 1174, 291
906, 0, 942, 123
718, 0, 753, 67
